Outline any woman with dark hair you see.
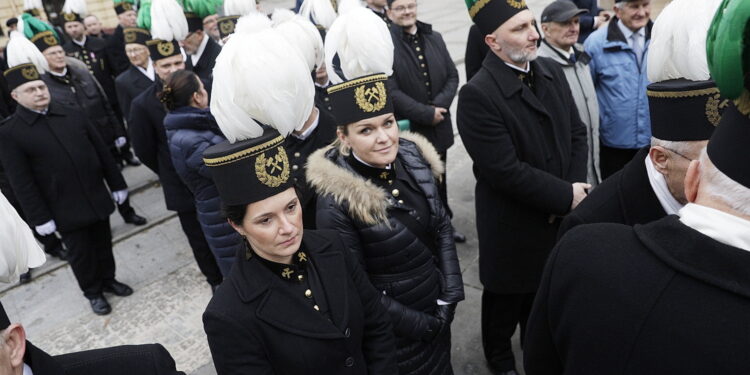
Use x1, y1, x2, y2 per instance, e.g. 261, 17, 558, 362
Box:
305, 6, 464, 375
200, 28, 397, 374
159, 70, 242, 279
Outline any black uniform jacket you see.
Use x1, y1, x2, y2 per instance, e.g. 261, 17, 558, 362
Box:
129, 80, 195, 212
464, 24, 489, 81
185, 37, 221, 83
107, 25, 130, 76
115, 64, 154, 121
525, 216, 750, 374
0, 104, 126, 232
558, 147, 665, 239
457, 54, 588, 293
284, 108, 337, 229
389, 21, 458, 152
63, 36, 121, 114
203, 230, 398, 375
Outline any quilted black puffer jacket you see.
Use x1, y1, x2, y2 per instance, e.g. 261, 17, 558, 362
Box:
307, 132, 464, 375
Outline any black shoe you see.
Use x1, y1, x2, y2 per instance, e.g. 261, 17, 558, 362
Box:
453, 230, 467, 243
46, 245, 69, 261
103, 281, 133, 296
88, 295, 112, 315
125, 156, 141, 166
123, 213, 147, 226
19, 270, 31, 284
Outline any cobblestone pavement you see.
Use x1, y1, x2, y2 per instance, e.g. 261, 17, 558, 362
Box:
4, 0, 671, 374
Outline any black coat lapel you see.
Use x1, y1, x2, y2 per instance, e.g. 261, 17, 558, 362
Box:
25, 341, 66, 375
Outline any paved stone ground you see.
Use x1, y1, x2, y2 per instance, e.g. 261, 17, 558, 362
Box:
3, 0, 672, 374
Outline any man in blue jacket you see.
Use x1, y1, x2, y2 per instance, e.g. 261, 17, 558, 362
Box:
584, 0, 652, 179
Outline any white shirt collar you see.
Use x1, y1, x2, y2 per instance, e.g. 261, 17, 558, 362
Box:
136, 59, 155, 81
550, 43, 574, 59
292, 109, 320, 141
616, 19, 645, 46
679, 203, 750, 252
48, 67, 68, 77
73, 36, 86, 47
353, 152, 392, 170
644, 155, 684, 216
190, 33, 210, 67
504, 61, 530, 73
23, 363, 33, 375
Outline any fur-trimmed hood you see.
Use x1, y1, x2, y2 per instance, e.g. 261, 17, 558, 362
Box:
306, 131, 444, 226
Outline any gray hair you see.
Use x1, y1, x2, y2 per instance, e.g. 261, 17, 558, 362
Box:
650, 137, 701, 159
699, 149, 750, 216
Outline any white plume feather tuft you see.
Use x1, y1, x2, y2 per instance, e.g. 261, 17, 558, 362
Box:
17, 15, 25, 36
273, 9, 324, 71
62, 0, 88, 16
234, 12, 272, 35
150, 0, 188, 41
336, 0, 363, 16
23, 0, 42, 10
6, 31, 49, 73
647, 0, 723, 82
324, 7, 393, 83
298, 0, 337, 30
223, 0, 257, 16
211, 29, 315, 142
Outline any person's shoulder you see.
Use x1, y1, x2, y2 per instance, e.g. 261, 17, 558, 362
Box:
583, 26, 608, 49
555, 222, 646, 273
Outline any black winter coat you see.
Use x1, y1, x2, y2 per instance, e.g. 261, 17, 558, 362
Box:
525, 216, 750, 374
389, 21, 458, 152
203, 230, 398, 375
0, 104, 126, 232
42, 60, 125, 145
457, 54, 588, 294
164, 106, 243, 275
464, 24, 489, 82
63, 36, 122, 117
129, 81, 195, 212
558, 147, 665, 239
115, 64, 154, 121
185, 37, 221, 83
107, 25, 130, 76
307, 132, 464, 375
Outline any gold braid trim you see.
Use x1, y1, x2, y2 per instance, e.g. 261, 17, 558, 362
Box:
203, 136, 285, 166
469, 0, 491, 18
735, 91, 750, 116
646, 87, 720, 98
327, 74, 389, 94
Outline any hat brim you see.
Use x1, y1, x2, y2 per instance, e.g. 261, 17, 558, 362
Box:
545, 8, 588, 23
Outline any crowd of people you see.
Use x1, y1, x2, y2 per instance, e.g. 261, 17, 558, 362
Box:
1, 0, 749, 374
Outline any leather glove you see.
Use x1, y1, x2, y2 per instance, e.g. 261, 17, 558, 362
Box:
112, 189, 128, 205
114, 137, 127, 148
421, 315, 443, 342
35, 220, 56, 236
435, 303, 457, 325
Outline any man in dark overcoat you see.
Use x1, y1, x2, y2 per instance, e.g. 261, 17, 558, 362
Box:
524, 98, 750, 375
387, 0, 464, 241
115, 28, 155, 120
457, 1, 589, 373
129, 39, 224, 287
181, 13, 221, 83
107, 1, 138, 75
0, 64, 133, 315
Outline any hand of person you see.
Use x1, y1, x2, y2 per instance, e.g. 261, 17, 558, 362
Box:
35, 220, 57, 236
432, 107, 448, 125
114, 137, 127, 148
594, 15, 609, 29
570, 182, 592, 211
421, 315, 444, 342
435, 303, 457, 324
112, 189, 129, 205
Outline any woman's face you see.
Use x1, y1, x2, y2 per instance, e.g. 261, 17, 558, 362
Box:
192, 79, 209, 109
338, 113, 399, 168
230, 188, 303, 264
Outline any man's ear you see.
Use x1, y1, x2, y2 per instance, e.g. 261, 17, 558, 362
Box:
4, 324, 27, 369
484, 33, 500, 51
684, 159, 701, 203
649, 146, 670, 175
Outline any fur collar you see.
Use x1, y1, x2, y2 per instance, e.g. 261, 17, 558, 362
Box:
306, 131, 444, 226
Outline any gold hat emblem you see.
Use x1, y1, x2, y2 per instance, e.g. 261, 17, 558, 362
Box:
255, 147, 290, 188
355, 82, 387, 113
21, 66, 39, 80
122, 2, 133, 10
219, 20, 235, 35
43, 34, 57, 46
706, 93, 730, 127
124, 32, 137, 43
507, 0, 526, 8
157, 41, 174, 57
63, 12, 77, 22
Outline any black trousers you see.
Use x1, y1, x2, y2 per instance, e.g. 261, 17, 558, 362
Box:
437, 150, 453, 218
60, 219, 116, 298
481, 290, 535, 373
599, 144, 639, 180
116, 197, 139, 221
176, 210, 223, 286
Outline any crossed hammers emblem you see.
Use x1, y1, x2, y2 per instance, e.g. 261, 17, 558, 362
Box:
265, 155, 282, 174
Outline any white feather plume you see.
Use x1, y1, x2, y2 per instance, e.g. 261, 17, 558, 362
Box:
273, 9, 324, 71
647, 0, 723, 82
233, 12, 272, 35
223, 0, 257, 16
298, 0, 337, 30
150, 0, 188, 41
336, 0, 363, 16
6, 31, 49, 73
211, 29, 315, 143
62, 0, 87, 16
23, 0, 42, 10
324, 6, 393, 83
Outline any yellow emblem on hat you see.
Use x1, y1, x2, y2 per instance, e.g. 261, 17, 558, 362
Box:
219, 20, 235, 35
44, 35, 57, 46
355, 82, 387, 113
63, 12, 77, 22
124, 32, 137, 43
507, 0, 526, 8
158, 41, 174, 57
255, 146, 290, 188
21, 66, 39, 80
706, 93, 730, 127
122, 2, 133, 10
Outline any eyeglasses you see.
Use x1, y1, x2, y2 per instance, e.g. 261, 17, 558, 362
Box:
125, 48, 146, 56
666, 148, 694, 162
391, 3, 417, 13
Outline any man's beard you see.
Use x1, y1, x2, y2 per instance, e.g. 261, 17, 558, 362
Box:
503, 42, 538, 64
